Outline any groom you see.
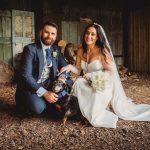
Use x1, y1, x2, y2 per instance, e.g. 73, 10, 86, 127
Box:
15, 21, 69, 115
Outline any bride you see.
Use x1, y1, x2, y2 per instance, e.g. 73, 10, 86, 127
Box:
59, 23, 150, 128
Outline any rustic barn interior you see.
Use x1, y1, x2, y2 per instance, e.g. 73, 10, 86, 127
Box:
0, 0, 150, 73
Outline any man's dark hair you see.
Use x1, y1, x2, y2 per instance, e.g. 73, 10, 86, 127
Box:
40, 21, 58, 31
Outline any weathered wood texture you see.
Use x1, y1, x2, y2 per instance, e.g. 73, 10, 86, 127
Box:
128, 8, 150, 73
0, 9, 35, 67
43, 4, 123, 65
0, 0, 150, 72
0, 10, 12, 64
12, 9, 35, 67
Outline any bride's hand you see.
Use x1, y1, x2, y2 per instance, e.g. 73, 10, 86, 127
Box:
83, 73, 91, 80
58, 64, 79, 75
58, 64, 71, 75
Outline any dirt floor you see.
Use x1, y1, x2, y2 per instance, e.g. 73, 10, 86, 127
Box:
0, 73, 150, 150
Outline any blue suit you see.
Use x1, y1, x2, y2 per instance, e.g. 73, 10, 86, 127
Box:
15, 41, 67, 114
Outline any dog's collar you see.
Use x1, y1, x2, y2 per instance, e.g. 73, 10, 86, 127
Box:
57, 89, 68, 98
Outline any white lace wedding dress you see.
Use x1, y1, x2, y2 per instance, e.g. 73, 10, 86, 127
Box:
72, 60, 150, 128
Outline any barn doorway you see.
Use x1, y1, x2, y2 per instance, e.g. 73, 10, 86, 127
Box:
0, 9, 35, 67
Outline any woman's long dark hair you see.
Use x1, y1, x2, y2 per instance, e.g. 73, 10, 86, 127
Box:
82, 23, 107, 54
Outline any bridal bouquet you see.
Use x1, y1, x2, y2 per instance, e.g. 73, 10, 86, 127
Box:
89, 71, 111, 91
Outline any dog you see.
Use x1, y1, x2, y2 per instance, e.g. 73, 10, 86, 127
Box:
51, 73, 80, 125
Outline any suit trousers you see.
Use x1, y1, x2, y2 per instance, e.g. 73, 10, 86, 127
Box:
15, 79, 51, 115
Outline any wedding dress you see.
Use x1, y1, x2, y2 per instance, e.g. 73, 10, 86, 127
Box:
72, 59, 150, 128
65, 23, 150, 128
62, 23, 150, 128
72, 60, 118, 128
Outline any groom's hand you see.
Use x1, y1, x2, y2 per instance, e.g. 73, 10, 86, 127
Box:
43, 91, 58, 103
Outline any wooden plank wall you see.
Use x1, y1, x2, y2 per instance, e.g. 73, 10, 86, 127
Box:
42, 4, 123, 65
129, 8, 150, 73
0, 10, 12, 64
0, 0, 124, 67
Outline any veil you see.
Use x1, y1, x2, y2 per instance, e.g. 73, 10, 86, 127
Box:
94, 23, 150, 121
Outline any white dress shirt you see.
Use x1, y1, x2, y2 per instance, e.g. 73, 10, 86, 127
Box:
36, 41, 52, 97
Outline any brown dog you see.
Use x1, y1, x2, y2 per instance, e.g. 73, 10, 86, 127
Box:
51, 75, 80, 125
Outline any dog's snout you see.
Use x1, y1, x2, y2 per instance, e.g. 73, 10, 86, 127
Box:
52, 80, 65, 93
53, 85, 62, 93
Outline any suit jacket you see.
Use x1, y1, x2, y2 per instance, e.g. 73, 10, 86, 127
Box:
17, 40, 67, 92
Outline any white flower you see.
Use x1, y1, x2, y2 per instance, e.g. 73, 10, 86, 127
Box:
89, 71, 110, 91
53, 51, 58, 58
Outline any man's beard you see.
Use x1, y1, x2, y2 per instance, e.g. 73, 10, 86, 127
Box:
41, 37, 55, 46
